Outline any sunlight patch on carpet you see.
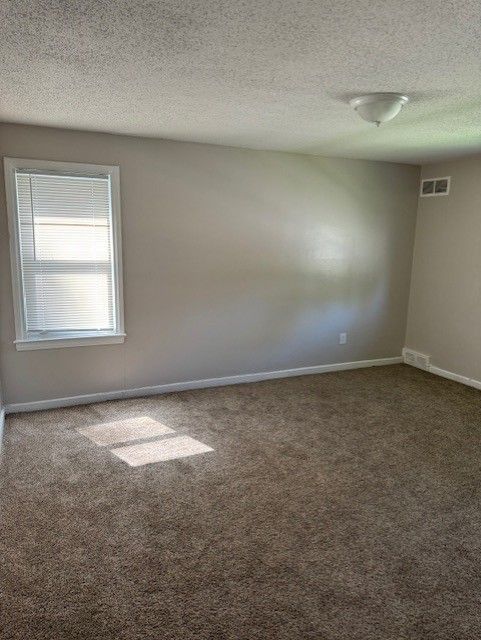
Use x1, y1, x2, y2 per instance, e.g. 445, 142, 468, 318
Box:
77, 416, 175, 446
111, 435, 214, 467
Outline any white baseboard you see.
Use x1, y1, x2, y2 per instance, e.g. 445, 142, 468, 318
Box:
403, 344, 481, 391
429, 365, 481, 390
4, 355, 402, 414
0, 407, 5, 431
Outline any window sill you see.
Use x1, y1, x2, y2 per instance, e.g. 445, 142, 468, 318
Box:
15, 333, 126, 351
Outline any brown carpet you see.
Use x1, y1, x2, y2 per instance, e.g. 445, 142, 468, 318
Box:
2, 364, 481, 639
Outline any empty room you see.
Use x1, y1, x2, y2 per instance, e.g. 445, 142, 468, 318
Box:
1, 1, 481, 638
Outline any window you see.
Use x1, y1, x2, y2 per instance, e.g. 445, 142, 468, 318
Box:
4, 158, 125, 350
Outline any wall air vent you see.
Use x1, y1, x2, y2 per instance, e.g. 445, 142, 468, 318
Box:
420, 176, 450, 197
403, 348, 431, 371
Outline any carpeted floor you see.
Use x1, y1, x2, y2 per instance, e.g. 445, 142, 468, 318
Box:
2, 364, 481, 639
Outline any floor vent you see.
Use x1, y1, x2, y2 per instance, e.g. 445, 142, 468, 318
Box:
403, 348, 431, 371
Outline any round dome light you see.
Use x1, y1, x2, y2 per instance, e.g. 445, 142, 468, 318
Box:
350, 93, 409, 126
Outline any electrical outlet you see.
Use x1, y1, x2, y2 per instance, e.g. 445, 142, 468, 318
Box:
339, 332, 347, 345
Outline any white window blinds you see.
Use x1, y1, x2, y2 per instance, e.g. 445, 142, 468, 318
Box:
10, 166, 123, 345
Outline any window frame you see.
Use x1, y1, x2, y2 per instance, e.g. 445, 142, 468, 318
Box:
4, 157, 125, 351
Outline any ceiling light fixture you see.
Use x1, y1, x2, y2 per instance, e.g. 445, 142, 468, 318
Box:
350, 93, 409, 126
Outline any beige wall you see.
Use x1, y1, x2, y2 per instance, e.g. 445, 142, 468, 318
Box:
406, 155, 481, 380
0, 124, 419, 404
0, 373, 3, 418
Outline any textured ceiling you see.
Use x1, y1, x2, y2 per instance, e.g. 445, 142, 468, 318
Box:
1, 0, 480, 164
